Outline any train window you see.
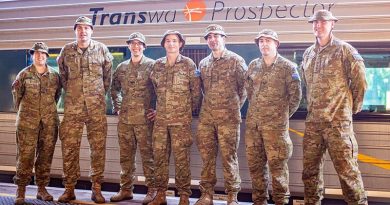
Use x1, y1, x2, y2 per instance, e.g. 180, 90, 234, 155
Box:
107, 47, 128, 114
248, 43, 390, 120
2, 43, 388, 120
46, 52, 62, 112
46, 47, 127, 114
0, 50, 27, 112
182, 47, 208, 67
361, 53, 390, 113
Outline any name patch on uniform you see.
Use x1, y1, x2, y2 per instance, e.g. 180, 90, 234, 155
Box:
249, 73, 256, 80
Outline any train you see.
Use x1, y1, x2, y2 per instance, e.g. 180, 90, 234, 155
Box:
0, 0, 389, 201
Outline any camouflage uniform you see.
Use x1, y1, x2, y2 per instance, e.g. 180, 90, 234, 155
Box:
57, 39, 113, 188
12, 52, 61, 188
245, 48, 301, 204
111, 54, 155, 192
197, 48, 247, 196
301, 10, 368, 205
150, 54, 201, 196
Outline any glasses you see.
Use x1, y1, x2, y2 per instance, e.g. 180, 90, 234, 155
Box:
130, 41, 143, 47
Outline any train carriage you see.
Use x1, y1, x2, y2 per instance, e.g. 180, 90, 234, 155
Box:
0, 0, 389, 201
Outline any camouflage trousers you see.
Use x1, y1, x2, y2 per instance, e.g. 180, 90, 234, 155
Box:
14, 121, 58, 187
59, 106, 107, 188
153, 124, 193, 196
302, 121, 367, 205
117, 122, 155, 190
245, 125, 292, 205
196, 122, 241, 194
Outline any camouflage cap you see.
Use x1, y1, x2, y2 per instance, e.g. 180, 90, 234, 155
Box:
126, 32, 146, 47
160, 30, 185, 51
73, 16, 93, 30
308, 10, 338, 23
204, 24, 226, 40
255, 29, 280, 46
29, 42, 49, 56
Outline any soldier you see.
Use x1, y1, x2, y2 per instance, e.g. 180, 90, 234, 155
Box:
11, 42, 61, 205
56, 16, 113, 203
110, 32, 157, 204
148, 30, 201, 205
245, 29, 301, 205
195, 24, 247, 205
301, 10, 368, 205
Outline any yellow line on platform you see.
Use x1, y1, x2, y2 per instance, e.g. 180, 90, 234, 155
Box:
289, 128, 390, 171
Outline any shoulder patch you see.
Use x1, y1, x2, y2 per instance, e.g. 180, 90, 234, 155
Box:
292, 73, 300, 81
194, 69, 201, 77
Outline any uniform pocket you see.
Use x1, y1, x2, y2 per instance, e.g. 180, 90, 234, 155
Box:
173, 71, 189, 91
90, 59, 103, 77
25, 78, 40, 94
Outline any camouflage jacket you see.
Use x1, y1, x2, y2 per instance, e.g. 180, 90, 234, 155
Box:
57, 40, 113, 115
12, 65, 61, 129
301, 35, 367, 122
198, 49, 247, 124
111, 56, 155, 124
245, 54, 301, 130
150, 55, 201, 126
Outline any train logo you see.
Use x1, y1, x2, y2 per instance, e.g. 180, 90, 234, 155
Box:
183, 0, 207, 22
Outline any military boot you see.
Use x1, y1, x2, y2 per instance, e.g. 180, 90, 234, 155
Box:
227, 192, 239, 205
110, 188, 133, 202
36, 186, 53, 201
253, 199, 268, 205
148, 190, 167, 205
142, 188, 157, 205
194, 192, 213, 205
14, 186, 25, 205
58, 187, 76, 203
179, 195, 190, 205
91, 183, 105, 203
273, 199, 288, 205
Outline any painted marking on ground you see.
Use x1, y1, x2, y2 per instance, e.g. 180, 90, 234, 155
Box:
289, 128, 390, 170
